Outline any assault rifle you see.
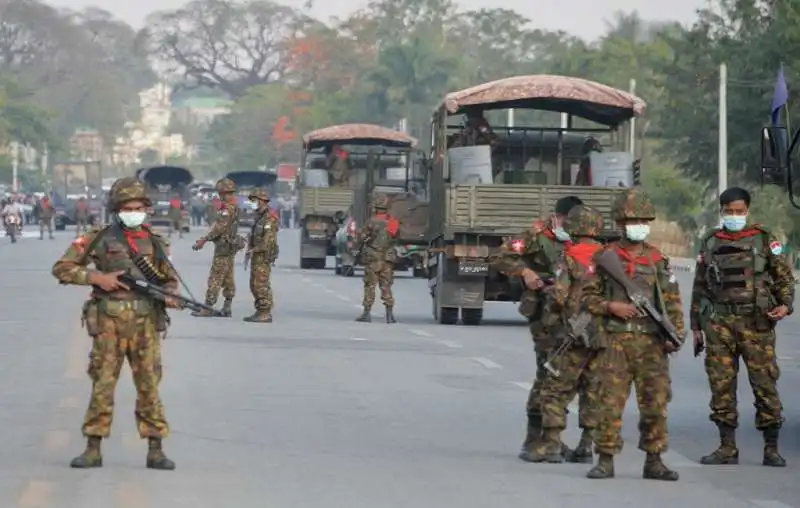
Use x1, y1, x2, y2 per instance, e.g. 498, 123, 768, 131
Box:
543, 312, 593, 377
594, 250, 684, 350
118, 272, 225, 316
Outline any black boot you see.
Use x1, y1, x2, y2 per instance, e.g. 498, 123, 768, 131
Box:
762, 427, 786, 467
385, 307, 396, 323
643, 452, 679, 481
220, 299, 233, 317
70, 436, 103, 468
586, 452, 614, 479
146, 437, 175, 470
567, 428, 594, 463
518, 414, 541, 462
700, 424, 738, 465
356, 308, 371, 322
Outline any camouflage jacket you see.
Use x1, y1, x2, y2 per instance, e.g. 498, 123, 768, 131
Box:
203, 201, 240, 256
52, 225, 178, 297
582, 241, 685, 338
690, 225, 795, 330
249, 209, 279, 262
357, 213, 397, 262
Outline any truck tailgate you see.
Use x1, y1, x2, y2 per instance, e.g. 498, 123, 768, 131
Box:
300, 188, 354, 217
447, 184, 626, 235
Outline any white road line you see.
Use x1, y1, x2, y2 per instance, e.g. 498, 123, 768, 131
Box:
301, 276, 311, 283
336, 294, 350, 302
438, 340, 462, 349
777, 356, 793, 361
408, 328, 432, 337
353, 304, 363, 309
750, 500, 795, 508
350, 337, 368, 341
472, 357, 502, 369
324, 288, 336, 294
512, 381, 532, 390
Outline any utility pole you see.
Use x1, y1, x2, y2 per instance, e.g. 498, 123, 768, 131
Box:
718, 63, 728, 195
629, 78, 637, 156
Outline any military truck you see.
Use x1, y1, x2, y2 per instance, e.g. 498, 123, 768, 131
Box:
426, 74, 646, 325
137, 165, 193, 232
299, 123, 417, 270
225, 170, 278, 228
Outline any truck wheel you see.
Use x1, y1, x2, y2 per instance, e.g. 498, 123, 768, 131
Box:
314, 259, 327, 269
432, 288, 458, 324
412, 266, 426, 278
300, 258, 313, 269
334, 256, 342, 275
55, 223, 65, 231
461, 308, 483, 326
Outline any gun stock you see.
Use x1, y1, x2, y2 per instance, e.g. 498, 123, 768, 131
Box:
595, 251, 684, 350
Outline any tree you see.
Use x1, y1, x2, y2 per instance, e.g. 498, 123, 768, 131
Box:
142, 0, 316, 98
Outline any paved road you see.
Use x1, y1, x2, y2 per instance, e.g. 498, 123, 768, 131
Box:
1, 227, 798, 507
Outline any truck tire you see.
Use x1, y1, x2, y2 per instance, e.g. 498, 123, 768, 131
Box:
461, 308, 483, 326
412, 266, 426, 278
432, 288, 458, 325
334, 256, 342, 275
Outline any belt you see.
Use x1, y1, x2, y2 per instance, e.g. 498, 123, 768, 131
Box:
713, 302, 755, 315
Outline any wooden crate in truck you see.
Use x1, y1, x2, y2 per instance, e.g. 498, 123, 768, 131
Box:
299, 188, 354, 217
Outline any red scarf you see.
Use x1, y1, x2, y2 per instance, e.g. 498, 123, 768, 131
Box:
123, 229, 149, 254
376, 213, 400, 237
566, 243, 601, 268
714, 225, 763, 241
615, 244, 664, 275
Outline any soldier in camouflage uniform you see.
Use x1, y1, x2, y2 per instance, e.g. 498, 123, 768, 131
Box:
582, 188, 683, 481
35, 195, 55, 240
192, 178, 243, 317
244, 188, 279, 323
530, 205, 606, 464
326, 145, 353, 187
691, 186, 793, 468
52, 177, 178, 470
490, 195, 583, 462
355, 194, 399, 323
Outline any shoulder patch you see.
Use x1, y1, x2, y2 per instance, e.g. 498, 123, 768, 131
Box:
770, 240, 783, 255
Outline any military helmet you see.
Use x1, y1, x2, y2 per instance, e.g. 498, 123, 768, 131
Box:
248, 188, 270, 202
215, 177, 236, 193
565, 205, 604, 237
110, 177, 151, 209
372, 193, 389, 210
611, 188, 656, 221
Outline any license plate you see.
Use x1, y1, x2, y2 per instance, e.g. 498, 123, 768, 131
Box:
458, 260, 489, 275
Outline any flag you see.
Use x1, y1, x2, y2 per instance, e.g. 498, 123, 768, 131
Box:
771, 66, 788, 125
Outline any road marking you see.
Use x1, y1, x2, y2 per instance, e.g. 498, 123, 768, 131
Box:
17, 480, 54, 507
336, 294, 350, 302
472, 357, 502, 369
512, 381, 532, 390
324, 288, 336, 294
438, 340, 462, 348
777, 356, 793, 361
58, 395, 80, 409
301, 276, 311, 283
350, 337, 368, 341
115, 482, 147, 508
44, 430, 71, 451
408, 328, 432, 337
750, 501, 795, 508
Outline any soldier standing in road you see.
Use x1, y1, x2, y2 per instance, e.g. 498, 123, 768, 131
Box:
581, 188, 683, 481
168, 195, 183, 239
355, 194, 400, 323
490, 195, 583, 462
192, 178, 244, 317
692, 186, 793, 467
74, 196, 89, 237
531, 205, 606, 464
35, 195, 55, 240
243, 188, 279, 323
52, 177, 177, 470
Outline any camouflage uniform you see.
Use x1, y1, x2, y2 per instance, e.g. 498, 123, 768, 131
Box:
244, 188, 279, 323
51, 177, 175, 470
691, 224, 794, 467
327, 146, 352, 187
74, 198, 90, 237
582, 189, 683, 481
168, 200, 183, 239
355, 194, 398, 323
192, 178, 243, 317
490, 217, 575, 461
35, 198, 54, 239
531, 206, 606, 464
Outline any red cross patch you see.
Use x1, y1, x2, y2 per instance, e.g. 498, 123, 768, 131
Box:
770, 241, 783, 255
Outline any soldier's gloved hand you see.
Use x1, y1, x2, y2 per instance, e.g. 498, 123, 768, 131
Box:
692, 330, 705, 357
192, 238, 206, 251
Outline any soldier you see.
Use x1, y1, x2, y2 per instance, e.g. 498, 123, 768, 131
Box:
450, 110, 499, 149
243, 188, 279, 322
192, 178, 244, 317
168, 194, 183, 239
355, 194, 400, 323
325, 145, 353, 187
52, 177, 177, 470
74, 196, 90, 237
581, 188, 683, 481
490, 195, 583, 462
531, 205, 606, 464
35, 195, 55, 240
692, 186, 793, 467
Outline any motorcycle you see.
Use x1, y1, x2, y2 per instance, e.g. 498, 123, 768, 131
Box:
5, 214, 21, 243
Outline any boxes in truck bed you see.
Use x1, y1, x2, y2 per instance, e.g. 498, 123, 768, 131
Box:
389, 195, 428, 244
300, 188, 354, 217
446, 184, 626, 235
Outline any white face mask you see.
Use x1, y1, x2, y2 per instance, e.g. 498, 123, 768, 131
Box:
118, 211, 147, 228
553, 227, 571, 242
625, 224, 650, 242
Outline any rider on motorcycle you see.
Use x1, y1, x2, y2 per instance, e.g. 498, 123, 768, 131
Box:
2, 199, 24, 228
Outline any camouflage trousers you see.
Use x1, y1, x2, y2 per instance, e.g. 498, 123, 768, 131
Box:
205, 255, 235, 305
540, 346, 602, 431
168, 218, 183, 238
705, 314, 783, 429
362, 260, 394, 309
39, 218, 52, 237
249, 254, 273, 312
594, 332, 671, 455
83, 307, 168, 438
75, 219, 88, 237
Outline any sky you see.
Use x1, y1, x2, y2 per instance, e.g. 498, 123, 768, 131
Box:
48, 0, 710, 40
